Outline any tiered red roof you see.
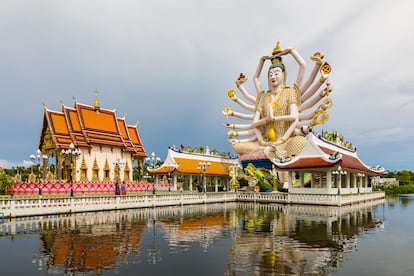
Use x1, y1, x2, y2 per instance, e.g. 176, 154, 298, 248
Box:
240, 133, 384, 176
41, 100, 146, 158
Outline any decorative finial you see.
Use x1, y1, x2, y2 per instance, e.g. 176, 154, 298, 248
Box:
59, 96, 64, 112
72, 96, 77, 108
94, 89, 100, 112
271, 41, 285, 71
272, 41, 282, 55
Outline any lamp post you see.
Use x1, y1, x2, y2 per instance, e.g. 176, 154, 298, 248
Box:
61, 142, 81, 183
30, 149, 48, 182
197, 161, 211, 193
145, 152, 161, 182
145, 152, 161, 194
113, 158, 126, 182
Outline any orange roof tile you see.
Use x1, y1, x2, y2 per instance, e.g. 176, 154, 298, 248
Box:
40, 100, 147, 157
150, 148, 239, 176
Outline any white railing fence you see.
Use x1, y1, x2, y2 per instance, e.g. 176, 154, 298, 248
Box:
0, 191, 384, 219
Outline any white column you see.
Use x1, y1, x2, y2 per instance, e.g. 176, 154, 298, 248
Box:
288, 172, 293, 190
173, 173, 177, 191
326, 171, 332, 189
352, 174, 356, 188
300, 172, 305, 188
346, 172, 350, 189
189, 175, 193, 191
215, 176, 218, 192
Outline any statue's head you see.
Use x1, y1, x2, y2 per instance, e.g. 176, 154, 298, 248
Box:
269, 57, 285, 72
268, 57, 286, 89
268, 42, 286, 88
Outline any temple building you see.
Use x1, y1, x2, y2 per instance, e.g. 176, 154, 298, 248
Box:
148, 146, 239, 192
38, 94, 147, 183
241, 130, 385, 194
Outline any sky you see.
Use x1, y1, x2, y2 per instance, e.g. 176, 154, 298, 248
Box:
0, 0, 413, 172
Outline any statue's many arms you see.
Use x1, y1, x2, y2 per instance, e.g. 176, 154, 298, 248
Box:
223, 42, 333, 169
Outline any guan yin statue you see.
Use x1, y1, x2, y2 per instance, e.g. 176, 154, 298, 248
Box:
223, 42, 333, 183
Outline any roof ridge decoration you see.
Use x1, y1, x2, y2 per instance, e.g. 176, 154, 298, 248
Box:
93, 89, 100, 113
270, 133, 341, 167
150, 147, 239, 175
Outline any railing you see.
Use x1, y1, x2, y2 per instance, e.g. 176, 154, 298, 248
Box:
0, 193, 238, 218
0, 191, 385, 219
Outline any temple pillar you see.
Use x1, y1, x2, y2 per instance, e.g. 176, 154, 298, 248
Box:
300, 172, 305, 188
203, 175, 207, 192
351, 174, 356, 188
326, 171, 332, 189
189, 175, 193, 191
345, 172, 350, 189
56, 153, 62, 180
214, 177, 218, 192
173, 173, 177, 191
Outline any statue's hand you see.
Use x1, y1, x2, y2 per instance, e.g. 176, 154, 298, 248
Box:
259, 140, 271, 146
235, 73, 248, 87
310, 52, 325, 64
228, 139, 238, 145
264, 145, 276, 154
261, 55, 271, 62
227, 130, 237, 137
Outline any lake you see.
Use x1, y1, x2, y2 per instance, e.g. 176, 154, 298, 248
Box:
1, 195, 413, 275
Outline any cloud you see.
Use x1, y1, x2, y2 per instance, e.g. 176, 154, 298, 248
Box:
0, 0, 413, 171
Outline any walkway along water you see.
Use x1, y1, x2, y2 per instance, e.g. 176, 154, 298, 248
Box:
0, 191, 384, 219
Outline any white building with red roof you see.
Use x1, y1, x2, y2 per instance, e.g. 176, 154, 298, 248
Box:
240, 131, 384, 195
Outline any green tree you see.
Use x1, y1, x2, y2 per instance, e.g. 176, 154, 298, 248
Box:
0, 171, 13, 195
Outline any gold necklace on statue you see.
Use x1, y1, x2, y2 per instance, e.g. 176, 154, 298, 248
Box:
268, 89, 283, 142
271, 89, 283, 109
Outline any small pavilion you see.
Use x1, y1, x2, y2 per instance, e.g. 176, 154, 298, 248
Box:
240, 131, 384, 194
148, 146, 240, 192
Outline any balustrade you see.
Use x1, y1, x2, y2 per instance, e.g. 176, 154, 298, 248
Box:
0, 191, 383, 219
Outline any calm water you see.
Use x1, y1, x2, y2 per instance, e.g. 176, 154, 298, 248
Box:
0, 195, 413, 276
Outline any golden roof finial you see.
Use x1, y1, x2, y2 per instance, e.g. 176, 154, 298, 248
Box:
59, 96, 65, 112
272, 41, 282, 55
94, 89, 100, 112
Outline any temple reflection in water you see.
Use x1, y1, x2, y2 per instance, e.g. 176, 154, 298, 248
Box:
2, 200, 383, 275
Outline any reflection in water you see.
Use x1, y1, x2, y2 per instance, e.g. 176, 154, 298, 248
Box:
36, 212, 146, 274
227, 201, 384, 275
1, 200, 385, 275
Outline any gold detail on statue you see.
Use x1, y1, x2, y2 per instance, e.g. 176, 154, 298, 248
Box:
272, 41, 282, 55
268, 127, 277, 142
313, 111, 329, 125
320, 62, 331, 74
227, 89, 236, 100
271, 90, 282, 110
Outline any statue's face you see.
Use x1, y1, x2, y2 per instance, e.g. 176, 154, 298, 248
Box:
268, 67, 284, 89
